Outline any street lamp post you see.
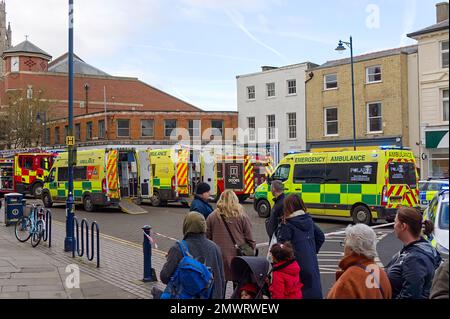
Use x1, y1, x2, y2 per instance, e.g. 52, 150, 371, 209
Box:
336, 36, 356, 151
64, 0, 75, 252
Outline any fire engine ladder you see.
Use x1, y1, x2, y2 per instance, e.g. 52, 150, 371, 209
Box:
119, 198, 148, 215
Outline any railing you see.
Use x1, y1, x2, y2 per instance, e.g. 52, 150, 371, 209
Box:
40, 207, 52, 247
72, 217, 100, 268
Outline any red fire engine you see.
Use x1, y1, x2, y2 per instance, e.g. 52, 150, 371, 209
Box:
0, 153, 56, 198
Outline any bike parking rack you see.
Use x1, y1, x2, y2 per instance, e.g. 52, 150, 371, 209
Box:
72, 217, 100, 268
39, 207, 52, 247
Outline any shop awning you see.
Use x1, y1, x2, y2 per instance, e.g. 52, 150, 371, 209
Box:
426, 130, 449, 149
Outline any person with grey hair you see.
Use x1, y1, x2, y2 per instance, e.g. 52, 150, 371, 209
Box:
265, 180, 285, 239
327, 224, 392, 299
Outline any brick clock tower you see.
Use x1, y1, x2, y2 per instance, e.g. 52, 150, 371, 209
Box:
0, 0, 12, 75
2, 40, 52, 74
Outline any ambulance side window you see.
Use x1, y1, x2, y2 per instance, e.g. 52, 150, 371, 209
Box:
58, 167, 69, 181
73, 167, 87, 181
272, 164, 290, 182
293, 164, 326, 184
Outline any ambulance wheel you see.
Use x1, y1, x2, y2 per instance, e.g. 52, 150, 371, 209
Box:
42, 192, 53, 208
32, 183, 43, 198
256, 199, 271, 218
352, 205, 372, 225
151, 192, 161, 207
83, 195, 95, 212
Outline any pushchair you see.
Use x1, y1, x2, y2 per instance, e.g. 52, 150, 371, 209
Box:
230, 256, 270, 299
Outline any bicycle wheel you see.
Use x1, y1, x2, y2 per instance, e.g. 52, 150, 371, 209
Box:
31, 220, 44, 247
15, 217, 32, 242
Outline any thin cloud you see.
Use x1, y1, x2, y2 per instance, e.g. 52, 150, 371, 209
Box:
134, 44, 262, 62
225, 9, 289, 63
399, 0, 417, 46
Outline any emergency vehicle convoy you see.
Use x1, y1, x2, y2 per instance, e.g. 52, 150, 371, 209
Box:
254, 148, 420, 224
39, 146, 272, 212
0, 153, 56, 198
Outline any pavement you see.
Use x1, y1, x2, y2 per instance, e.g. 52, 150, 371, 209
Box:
0, 199, 400, 299
0, 219, 167, 299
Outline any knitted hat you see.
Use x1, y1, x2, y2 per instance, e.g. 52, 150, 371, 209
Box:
195, 182, 211, 195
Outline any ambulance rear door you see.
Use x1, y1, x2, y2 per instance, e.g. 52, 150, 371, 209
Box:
202, 149, 216, 195
138, 150, 152, 199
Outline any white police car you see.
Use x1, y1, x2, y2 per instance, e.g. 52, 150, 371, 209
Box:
419, 179, 449, 210
423, 189, 449, 257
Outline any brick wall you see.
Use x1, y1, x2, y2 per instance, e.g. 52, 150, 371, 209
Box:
45, 111, 238, 146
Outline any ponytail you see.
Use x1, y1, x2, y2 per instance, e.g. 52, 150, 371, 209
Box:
422, 220, 435, 237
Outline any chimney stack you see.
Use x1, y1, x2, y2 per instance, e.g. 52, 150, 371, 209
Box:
436, 2, 449, 23
261, 66, 278, 72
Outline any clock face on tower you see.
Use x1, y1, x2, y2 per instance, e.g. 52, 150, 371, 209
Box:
11, 57, 19, 72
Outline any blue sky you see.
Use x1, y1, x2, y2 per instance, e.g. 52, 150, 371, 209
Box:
7, 0, 441, 111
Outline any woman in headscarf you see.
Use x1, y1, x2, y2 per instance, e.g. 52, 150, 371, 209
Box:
159, 212, 226, 299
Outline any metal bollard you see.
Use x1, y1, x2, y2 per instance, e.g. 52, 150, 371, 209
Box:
142, 225, 157, 282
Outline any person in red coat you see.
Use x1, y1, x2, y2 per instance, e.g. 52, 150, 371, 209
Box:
269, 242, 303, 299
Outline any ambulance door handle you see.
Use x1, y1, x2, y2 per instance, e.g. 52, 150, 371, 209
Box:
295, 188, 301, 191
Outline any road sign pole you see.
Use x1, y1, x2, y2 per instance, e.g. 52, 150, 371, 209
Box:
64, 0, 75, 252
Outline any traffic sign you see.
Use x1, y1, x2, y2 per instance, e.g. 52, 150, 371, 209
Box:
66, 136, 75, 146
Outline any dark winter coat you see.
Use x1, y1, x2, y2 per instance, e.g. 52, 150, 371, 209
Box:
277, 210, 325, 299
160, 233, 226, 299
266, 193, 285, 239
190, 195, 214, 219
386, 238, 442, 299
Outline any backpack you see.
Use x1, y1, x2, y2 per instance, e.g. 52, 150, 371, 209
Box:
160, 240, 214, 299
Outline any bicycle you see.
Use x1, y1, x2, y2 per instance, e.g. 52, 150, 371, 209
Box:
15, 204, 46, 247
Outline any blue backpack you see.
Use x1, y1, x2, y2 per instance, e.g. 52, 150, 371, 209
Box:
160, 240, 214, 299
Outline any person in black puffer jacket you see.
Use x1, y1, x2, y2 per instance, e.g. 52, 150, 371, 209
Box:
386, 207, 442, 299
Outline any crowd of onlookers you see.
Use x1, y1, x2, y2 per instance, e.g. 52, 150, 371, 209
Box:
151, 181, 449, 300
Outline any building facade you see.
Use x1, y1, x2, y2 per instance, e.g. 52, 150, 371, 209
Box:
237, 63, 317, 159
0, 39, 237, 149
305, 46, 418, 155
44, 110, 237, 147
408, 2, 449, 179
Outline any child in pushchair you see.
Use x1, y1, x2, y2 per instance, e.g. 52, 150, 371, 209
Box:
230, 256, 271, 299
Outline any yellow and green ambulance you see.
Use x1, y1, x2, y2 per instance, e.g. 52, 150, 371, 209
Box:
42, 148, 140, 211
144, 148, 190, 207
254, 149, 420, 224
